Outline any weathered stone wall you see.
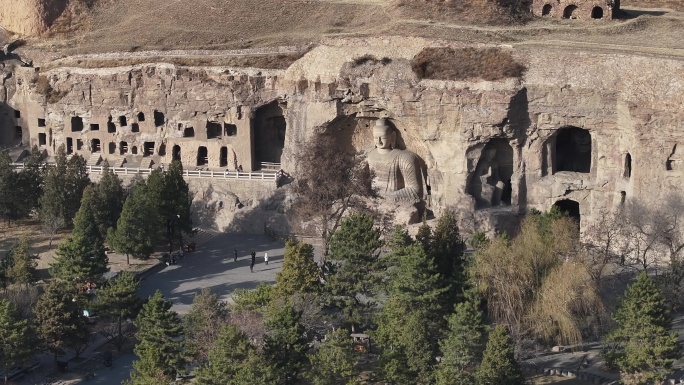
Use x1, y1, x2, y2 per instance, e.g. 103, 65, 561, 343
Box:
6, 38, 684, 235
531, 0, 617, 19
0, 0, 68, 36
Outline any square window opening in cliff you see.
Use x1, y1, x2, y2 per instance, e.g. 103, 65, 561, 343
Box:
109, 142, 116, 154
77, 139, 84, 151
554, 127, 591, 173
220, 146, 228, 167
172, 145, 181, 161
137, 112, 145, 122
197, 146, 208, 166
254, 101, 286, 166
91, 139, 101, 153
184, 127, 195, 138
71, 117, 84, 132
225, 123, 237, 136
144, 142, 155, 157
120, 141, 128, 155
14, 110, 20, 119
38, 118, 46, 127
158, 144, 166, 157
66, 138, 74, 154
14, 126, 22, 140
90, 123, 100, 131
131, 146, 138, 155
38, 133, 46, 147
132, 123, 140, 133
207, 122, 222, 139
154, 111, 165, 127
119, 116, 128, 127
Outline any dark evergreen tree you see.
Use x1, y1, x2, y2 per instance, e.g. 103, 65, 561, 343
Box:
183, 288, 228, 364
51, 186, 108, 285
275, 239, 320, 297
6, 235, 38, 286
326, 212, 382, 329
96, 271, 141, 352
194, 324, 273, 385
108, 180, 157, 264
33, 280, 90, 358
0, 151, 24, 224
475, 325, 525, 385
16, 146, 45, 217
64, 154, 90, 225
306, 327, 359, 385
93, 161, 125, 240
435, 300, 487, 385
263, 302, 308, 385
430, 210, 466, 306
130, 290, 184, 383
604, 272, 680, 383
0, 299, 33, 383
39, 146, 67, 246
145, 161, 193, 250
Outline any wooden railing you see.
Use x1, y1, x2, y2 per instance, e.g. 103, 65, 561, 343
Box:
10, 163, 278, 181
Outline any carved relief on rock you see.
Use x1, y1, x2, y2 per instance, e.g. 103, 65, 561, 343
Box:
468, 139, 514, 209
366, 118, 424, 204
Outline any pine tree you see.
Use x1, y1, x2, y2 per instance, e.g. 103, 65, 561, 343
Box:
93, 161, 125, 240
326, 212, 382, 328
16, 145, 44, 218
96, 271, 141, 352
475, 325, 525, 385
194, 325, 257, 385
0, 151, 24, 224
33, 280, 90, 357
263, 301, 308, 385
51, 186, 108, 285
39, 146, 67, 246
307, 328, 359, 385
64, 154, 90, 225
435, 300, 487, 385
604, 272, 680, 383
0, 299, 33, 383
183, 288, 228, 364
130, 290, 184, 383
6, 235, 38, 286
276, 239, 320, 297
430, 210, 466, 305
108, 181, 157, 264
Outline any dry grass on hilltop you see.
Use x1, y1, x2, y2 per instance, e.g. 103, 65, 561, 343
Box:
390, 0, 532, 26
411, 47, 526, 81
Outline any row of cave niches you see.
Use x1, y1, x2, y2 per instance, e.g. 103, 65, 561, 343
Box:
541, 4, 606, 19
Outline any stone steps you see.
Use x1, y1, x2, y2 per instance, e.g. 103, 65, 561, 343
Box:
86, 152, 102, 166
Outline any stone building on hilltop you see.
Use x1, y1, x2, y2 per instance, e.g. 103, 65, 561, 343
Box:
532, 0, 620, 20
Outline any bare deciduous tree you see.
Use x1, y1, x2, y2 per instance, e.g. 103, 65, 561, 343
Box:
291, 133, 375, 258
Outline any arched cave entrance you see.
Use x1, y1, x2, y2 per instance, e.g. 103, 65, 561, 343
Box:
184, 127, 195, 138
119, 116, 127, 127
220, 146, 228, 167
468, 139, 514, 208
107, 117, 116, 133
553, 199, 581, 223
91, 139, 101, 153
131, 146, 138, 155
555, 127, 591, 173
207, 121, 221, 139
132, 123, 140, 133
109, 142, 116, 154
66, 138, 73, 154
197, 146, 208, 166
624, 153, 632, 178
591, 6, 604, 19
154, 110, 165, 127
172, 145, 181, 161
144, 142, 155, 157
158, 144, 166, 157
253, 100, 286, 167
137, 112, 145, 122
563, 5, 579, 19
120, 141, 128, 155
542, 4, 552, 15
71, 117, 83, 132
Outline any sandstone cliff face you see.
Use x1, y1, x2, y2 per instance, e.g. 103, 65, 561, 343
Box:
6, 38, 684, 235
0, 0, 68, 36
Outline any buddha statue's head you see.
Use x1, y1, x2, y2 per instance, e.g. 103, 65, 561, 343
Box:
373, 118, 396, 154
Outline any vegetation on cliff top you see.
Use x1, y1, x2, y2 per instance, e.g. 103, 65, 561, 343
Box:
411, 47, 527, 81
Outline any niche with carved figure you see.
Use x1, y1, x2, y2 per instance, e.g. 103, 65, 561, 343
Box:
468, 139, 514, 208
253, 101, 286, 165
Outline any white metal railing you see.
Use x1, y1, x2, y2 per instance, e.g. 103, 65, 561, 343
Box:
259, 162, 281, 171
10, 163, 277, 181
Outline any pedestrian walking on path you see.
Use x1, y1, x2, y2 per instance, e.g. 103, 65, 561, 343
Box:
264, 252, 269, 265
234, 249, 238, 262
250, 251, 256, 272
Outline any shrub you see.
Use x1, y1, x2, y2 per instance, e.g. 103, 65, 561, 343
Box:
411, 47, 526, 81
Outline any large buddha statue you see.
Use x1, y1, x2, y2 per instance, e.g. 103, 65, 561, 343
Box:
366, 119, 424, 203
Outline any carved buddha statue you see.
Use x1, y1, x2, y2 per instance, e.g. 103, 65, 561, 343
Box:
366, 119, 423, 203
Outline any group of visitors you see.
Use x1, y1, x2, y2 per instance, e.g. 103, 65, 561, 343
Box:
233, 249, 268, 272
